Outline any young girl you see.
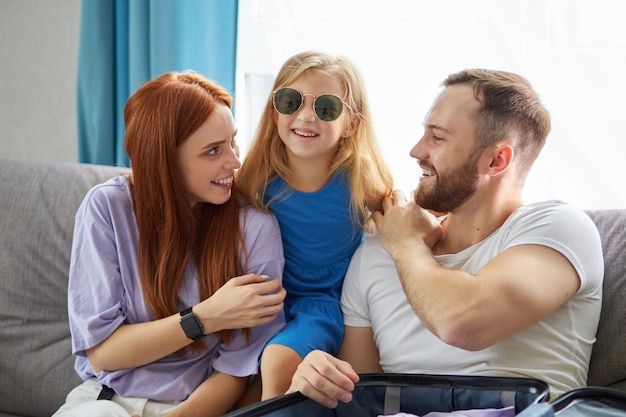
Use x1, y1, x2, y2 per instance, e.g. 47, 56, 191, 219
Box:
236, 50, 394, 400
53, 71, 286, 417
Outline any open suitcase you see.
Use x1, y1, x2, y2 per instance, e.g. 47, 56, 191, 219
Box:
517, 386, 626, 416
224, 373, 550, 417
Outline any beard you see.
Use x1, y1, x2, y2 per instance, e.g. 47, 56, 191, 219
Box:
414, 154, 480, 213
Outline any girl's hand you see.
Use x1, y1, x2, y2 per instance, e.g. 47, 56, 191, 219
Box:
373, 190, 443, 257
196, 274, 286, 333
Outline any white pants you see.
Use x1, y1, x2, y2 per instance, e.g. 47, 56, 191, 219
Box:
52, 378, 181, 417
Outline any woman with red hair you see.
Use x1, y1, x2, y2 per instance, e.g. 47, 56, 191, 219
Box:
53, 71, 286, 417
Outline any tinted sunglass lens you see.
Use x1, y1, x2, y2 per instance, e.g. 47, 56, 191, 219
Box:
315, 95, 343, 121
274, 88, 302, 114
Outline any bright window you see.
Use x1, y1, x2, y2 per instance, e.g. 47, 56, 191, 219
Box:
236, 0, 626, 209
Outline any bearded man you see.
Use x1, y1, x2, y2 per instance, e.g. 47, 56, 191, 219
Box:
287, 69, 604, 408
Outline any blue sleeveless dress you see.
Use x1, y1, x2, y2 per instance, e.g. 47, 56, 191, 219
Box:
264, 172, 364, 357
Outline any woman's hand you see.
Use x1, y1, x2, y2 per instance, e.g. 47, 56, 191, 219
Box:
196, 274, 286, 334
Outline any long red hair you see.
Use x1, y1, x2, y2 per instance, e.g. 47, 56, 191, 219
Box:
124, 71, 247, 347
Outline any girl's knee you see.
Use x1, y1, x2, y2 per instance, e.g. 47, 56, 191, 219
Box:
262, 344, 302, 371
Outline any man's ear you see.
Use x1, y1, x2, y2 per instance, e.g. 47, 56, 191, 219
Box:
487, 143, 514, 175
343, 114, 361, 137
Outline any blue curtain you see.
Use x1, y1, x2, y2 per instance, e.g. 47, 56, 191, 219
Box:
77, 0, 238, 166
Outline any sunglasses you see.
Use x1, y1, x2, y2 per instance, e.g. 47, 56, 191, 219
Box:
272, 87, 352, 122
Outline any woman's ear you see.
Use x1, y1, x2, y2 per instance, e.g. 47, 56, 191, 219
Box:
487, 143, 514, 176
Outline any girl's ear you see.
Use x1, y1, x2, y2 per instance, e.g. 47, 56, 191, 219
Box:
342, 114, 361, 137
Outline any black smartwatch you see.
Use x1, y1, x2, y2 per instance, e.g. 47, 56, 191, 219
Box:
179, 307, 204, 340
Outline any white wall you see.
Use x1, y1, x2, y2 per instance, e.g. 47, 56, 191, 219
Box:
0, 0, 81, 162
236, 0, 626, 209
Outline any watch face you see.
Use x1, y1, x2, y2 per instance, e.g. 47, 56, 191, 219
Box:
181, 311, 204, 340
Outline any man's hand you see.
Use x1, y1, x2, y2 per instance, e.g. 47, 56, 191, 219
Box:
287, 350, 360, 409
372, 190, 443, 258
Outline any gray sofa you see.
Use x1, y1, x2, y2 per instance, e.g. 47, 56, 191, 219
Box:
0, 158, 624, 417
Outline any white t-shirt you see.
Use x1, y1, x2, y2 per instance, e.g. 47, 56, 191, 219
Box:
341, 200, 604, 397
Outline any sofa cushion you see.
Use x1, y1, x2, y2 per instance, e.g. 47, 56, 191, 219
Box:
1, 157, 624, 416
585, 209, 626, 392
0, 159, 127, 417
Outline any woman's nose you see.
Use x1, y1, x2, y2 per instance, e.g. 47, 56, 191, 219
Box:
226, 146, 241, 169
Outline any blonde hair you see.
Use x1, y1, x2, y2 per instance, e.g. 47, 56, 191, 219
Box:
237, 51, 393, 225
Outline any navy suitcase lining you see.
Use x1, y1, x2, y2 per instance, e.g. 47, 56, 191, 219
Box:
224, 373, 550, 417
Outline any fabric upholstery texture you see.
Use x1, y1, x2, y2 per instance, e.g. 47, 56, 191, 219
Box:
585, 209, 626, 392
0, 159, 127, 417
0, 158, 623, 416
